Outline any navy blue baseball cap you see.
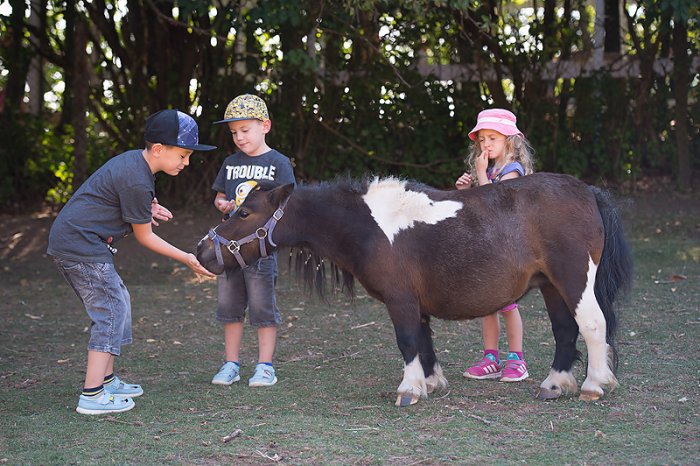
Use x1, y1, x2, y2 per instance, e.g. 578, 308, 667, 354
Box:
144, 109, 216, 151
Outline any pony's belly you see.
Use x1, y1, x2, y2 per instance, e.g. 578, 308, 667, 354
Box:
423, 303, 495, 321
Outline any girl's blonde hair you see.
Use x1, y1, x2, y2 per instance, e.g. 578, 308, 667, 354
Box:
465, 134, 535, 182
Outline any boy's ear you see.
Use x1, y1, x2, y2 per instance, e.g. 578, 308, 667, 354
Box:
150, 143, 165, 156
268, 183, 294, 206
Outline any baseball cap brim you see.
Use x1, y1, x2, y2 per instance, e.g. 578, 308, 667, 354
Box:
175, 143, 217, 151
213, 117, 265, 125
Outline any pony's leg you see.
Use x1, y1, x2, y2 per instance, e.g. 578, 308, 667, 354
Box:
420, 315, 448, 395
387, 297, 431, 406
538, 283, 580, 400
574, 257, 618, 401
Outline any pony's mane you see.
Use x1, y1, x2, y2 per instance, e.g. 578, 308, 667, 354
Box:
275, 176, 375, 301
289, 248, 355, 301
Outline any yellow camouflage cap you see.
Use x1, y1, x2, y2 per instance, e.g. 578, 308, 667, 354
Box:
214, 94, 269, 124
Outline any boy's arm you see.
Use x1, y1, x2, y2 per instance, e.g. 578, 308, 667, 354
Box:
131, 222, 215, 277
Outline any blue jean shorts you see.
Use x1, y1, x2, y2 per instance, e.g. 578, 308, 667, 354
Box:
53, 257, 132, 355
216, 254, 281, 327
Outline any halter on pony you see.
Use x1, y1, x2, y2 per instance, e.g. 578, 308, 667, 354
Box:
207, 197, 289, 269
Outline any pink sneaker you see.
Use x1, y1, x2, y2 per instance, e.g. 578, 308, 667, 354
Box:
463, 355, 502, 379
500, 358, 529, 382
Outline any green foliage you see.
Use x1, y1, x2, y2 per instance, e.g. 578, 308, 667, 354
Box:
0, 0, 696, 210
0, 114, 66, 209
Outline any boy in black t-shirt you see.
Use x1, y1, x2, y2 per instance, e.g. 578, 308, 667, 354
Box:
48, 109, 216, 415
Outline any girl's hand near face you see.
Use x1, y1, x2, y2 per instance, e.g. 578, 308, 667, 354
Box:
475, 151, 489, 172
474, 152, 491, 186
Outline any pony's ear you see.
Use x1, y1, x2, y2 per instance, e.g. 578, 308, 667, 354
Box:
268, 183, 295, 206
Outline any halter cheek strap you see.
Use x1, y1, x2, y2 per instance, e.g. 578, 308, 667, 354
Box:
207, 197, 289, 269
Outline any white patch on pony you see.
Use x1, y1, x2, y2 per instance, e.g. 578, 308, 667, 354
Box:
397, 355, 428, 399
425, 363, 448, 394
540, 369, 578, 394
362, 177, 463, 244
575, 256, 618, 396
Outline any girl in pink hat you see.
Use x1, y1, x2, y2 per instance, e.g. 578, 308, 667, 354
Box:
455, 108, 535, 382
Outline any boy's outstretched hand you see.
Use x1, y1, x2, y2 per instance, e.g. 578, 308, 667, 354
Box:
151, 197, 173, 226
185, 253, 216, 278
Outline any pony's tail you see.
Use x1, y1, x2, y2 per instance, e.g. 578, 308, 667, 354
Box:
590, 186, 633, 371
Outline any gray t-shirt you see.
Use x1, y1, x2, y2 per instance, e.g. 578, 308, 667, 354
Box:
212, 149, 295, 207
47, 150, 155, 263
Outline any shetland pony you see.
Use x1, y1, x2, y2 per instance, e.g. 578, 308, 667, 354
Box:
196, 173, 632, 406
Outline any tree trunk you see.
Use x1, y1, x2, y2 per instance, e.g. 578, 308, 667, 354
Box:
604, 0, 620, 54
672, 19, 691, 192
27, 0, 46, 116
3, 0, 30, 115
72, 17, 89, 187
59, 0, 76, 129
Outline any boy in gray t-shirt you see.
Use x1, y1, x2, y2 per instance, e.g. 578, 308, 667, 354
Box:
48, 109, 216, 415
209, 94, 295, 388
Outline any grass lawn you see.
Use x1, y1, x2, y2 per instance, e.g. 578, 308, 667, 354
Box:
1, 190, 698, 465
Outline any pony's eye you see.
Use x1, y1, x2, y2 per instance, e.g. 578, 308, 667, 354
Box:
238, 210, 250, 219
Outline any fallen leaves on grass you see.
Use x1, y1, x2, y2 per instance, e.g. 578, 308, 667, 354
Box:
222, 429, 242, 443
14, 378, 37, 389
351, 321, 375, 330
254, 450, 282, 462
104, 416, 144, 426
654, 274, 688, 284
469, 414, 492, 425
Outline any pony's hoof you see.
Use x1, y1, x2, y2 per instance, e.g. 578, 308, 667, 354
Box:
536, 387, 562, 401
579, 390, 602, 401
395, 393, 419, 407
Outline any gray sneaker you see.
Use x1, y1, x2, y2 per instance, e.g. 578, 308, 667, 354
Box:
211, 362, 241, 385
248, 363, 277, 387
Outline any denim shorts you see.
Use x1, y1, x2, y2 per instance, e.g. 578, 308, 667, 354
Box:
53, 257, 132, 355
216, 254, 281, 327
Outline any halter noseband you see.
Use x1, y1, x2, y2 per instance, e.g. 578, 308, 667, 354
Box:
207, 197, 289, 269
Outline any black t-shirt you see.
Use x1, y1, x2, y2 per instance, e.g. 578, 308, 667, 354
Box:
47, 150, 155, 263
212, 149, 295, 208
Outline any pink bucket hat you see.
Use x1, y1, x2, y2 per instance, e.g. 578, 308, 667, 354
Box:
468, 108, 523, 141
